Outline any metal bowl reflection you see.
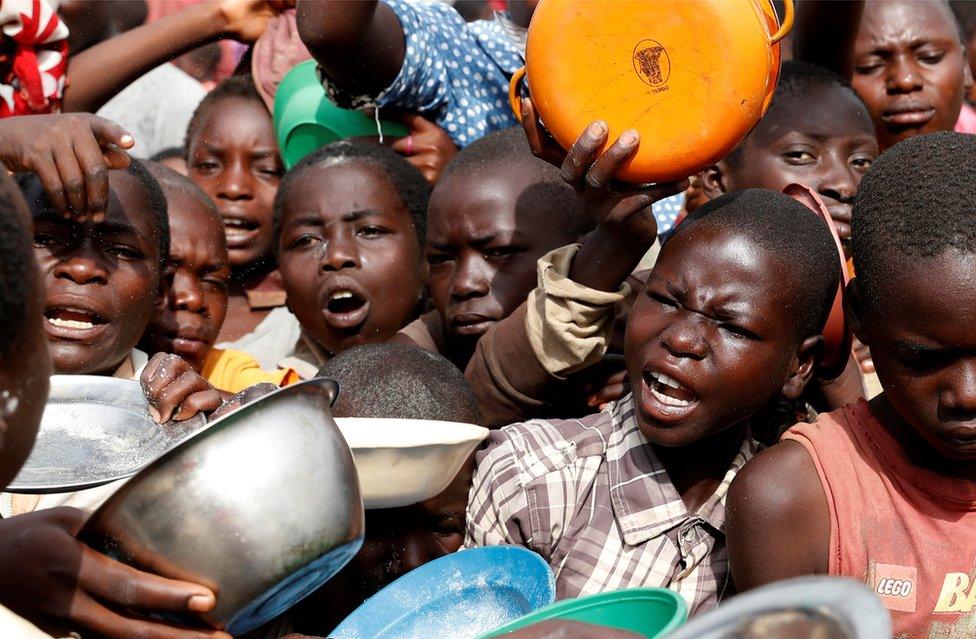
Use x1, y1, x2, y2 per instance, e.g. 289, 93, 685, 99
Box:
82, 378, 364, 635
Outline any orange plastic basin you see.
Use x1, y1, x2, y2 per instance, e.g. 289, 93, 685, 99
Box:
511, 0, 792, 183
783, 183, 852, 380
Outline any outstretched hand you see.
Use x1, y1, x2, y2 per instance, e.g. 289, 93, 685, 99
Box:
519, 97, 688, 291
219, 0, 296, 43
520, 96, 686, 246
0, 508, 230, 639
0, 113, 134, 221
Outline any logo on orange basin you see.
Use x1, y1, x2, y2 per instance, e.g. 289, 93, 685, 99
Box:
633, 39, 670, 88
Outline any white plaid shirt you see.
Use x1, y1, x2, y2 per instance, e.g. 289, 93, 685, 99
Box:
464, 394, 757, 615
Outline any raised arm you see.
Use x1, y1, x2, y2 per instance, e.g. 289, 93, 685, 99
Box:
295, 0, 406, 97
463, 99, 686, 427
792, 0, 865, 80
725, 440, 831, 592
63, 0, 290, 113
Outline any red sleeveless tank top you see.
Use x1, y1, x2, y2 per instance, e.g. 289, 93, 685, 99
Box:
783, 400, 976, 638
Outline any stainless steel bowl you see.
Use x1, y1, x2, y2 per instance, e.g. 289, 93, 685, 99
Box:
81, 378, 364, 635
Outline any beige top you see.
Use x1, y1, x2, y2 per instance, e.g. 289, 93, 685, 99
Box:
1, 351, 149, 519
524, 243, 632, 376
277, 331, 333, 381
396, 243, 636, 375
0, 604, 57, 639
394, 243, 650, 427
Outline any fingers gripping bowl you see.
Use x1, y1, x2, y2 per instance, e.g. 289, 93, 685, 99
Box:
81, 378, 365, 636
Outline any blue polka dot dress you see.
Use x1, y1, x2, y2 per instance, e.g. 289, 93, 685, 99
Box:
320, 0, 684, 233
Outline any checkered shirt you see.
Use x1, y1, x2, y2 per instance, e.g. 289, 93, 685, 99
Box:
464, 394, 757, 615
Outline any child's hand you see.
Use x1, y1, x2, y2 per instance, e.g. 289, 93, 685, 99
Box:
219, 0, 295, 43
585, 368, 630, 411
0, 507, 231, 639
0, 113, 133, 221
392, 113, 458, 184
521, 97, 687, 247
209, 382, 279, 420
519, 97, 688, 291
141, 353, 223, 423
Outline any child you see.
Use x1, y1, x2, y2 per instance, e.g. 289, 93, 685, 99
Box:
140, 163, 298, 393
258, 344, 481, 636
703, 60, 878, 245
296, 0, 523, 148
727, 133, 976, 637
395, 127, 596, 370
466, 188, 841, 614
274, 142, 430, 378
4, 162, 220, 516
184, 75, 289, 362
852, 0, 971, 149
703, 60, 876, 411
21, 161, 170, 378
0, 170, 228, 639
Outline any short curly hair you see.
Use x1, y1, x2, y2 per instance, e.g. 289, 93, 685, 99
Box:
317, 343, 481, 424
851, 131, 976, 308
272, 140, 430, 250
672, 188, 841, 340
440, 127, 596, 238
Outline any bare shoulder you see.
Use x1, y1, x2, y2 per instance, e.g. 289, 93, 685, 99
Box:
729, 439, 825, 515
726, 440, 830, 591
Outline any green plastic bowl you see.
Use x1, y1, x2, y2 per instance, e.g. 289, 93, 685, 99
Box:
273, 60, 409, 169
477, 588, 687, 638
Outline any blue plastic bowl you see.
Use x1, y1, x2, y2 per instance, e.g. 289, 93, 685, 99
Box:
329, 546, 556, 639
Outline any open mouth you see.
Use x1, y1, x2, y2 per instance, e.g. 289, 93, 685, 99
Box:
222, 217, 260, 247
645, 371, 697, 407
44, 307, 108, 339
321, 289, 370, 330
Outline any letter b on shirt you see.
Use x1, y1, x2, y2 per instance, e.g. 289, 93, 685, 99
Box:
935, 573, 976, 613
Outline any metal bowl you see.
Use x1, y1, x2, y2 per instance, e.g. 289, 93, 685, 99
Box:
81, 378, 364, 635
7, 375, 207, 493
334, 417, 488, 509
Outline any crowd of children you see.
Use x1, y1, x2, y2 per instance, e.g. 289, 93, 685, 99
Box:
1, 0, 976, 638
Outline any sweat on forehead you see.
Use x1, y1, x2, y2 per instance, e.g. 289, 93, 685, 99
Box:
669, 189, 840, 338
863, 0, 965, 43
852, 131, 976, 306
15, 161, 170, 270
183, 74, 266, 156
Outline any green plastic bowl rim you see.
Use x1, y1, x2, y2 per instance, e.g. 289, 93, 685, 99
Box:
478, 587, 688, 638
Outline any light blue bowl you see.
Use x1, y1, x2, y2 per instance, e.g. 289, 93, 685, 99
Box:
329, 546, 556, 639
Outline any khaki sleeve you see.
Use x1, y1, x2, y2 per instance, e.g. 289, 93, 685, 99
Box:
525, 244, 631, 376
465, 244, 642, 428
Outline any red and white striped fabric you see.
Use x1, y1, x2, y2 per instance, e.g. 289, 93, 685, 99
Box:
0, 0, 68, 117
